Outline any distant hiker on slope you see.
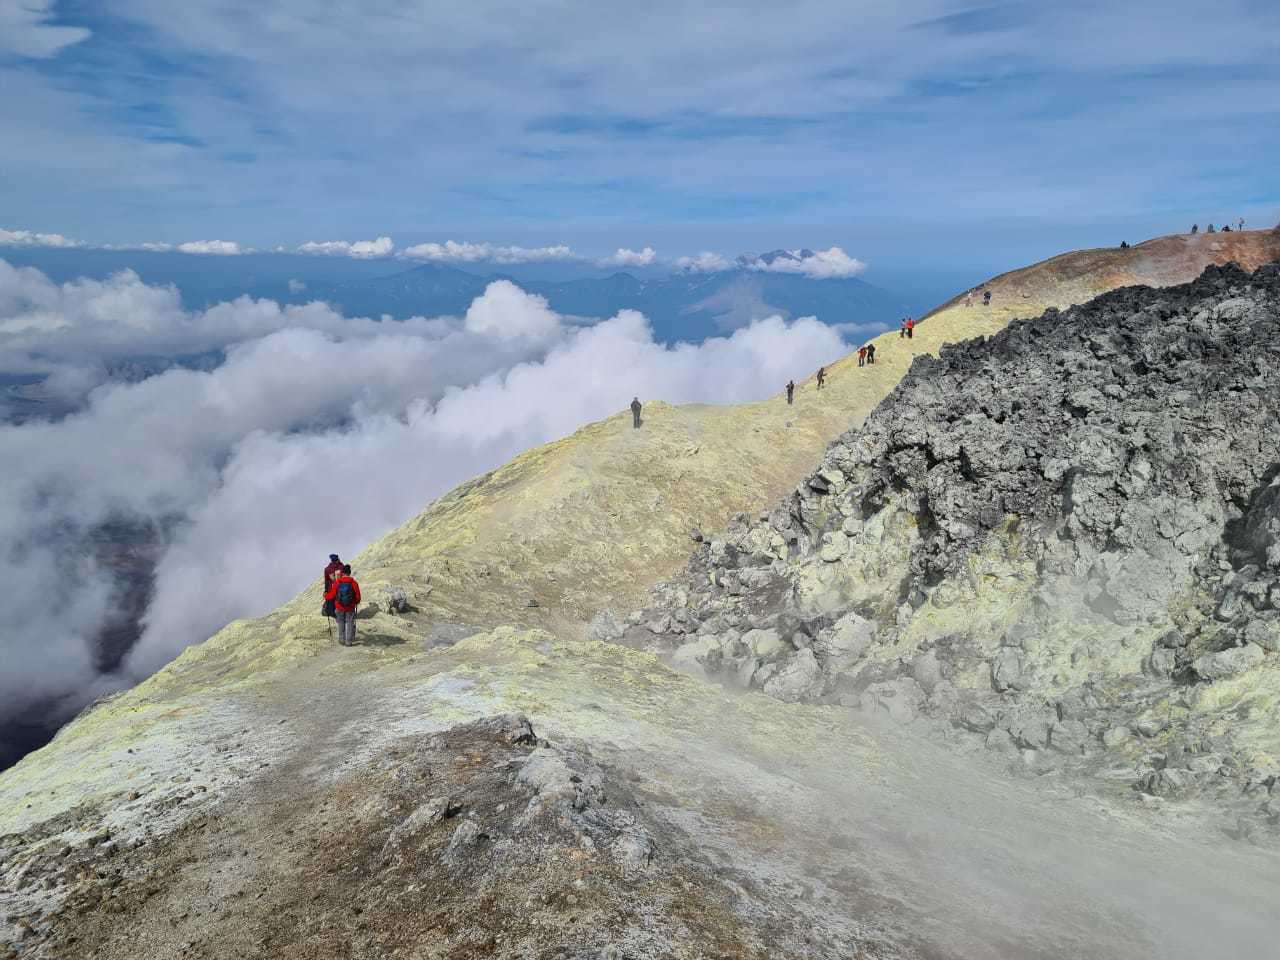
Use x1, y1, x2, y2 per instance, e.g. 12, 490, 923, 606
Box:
1222, 224, 1232, 232
1191, 224, 1198, 234
325, 564, 361, 647
983, 289, 991, 306
899, 318, 907, 338
906, 317, 915, 339
965, 291, 973, 307
630, 397, 642, 429
786, 380, 795, 404
1207, 223, 1216, 233
322, 553, 343, 618
866, 343, 876, 365
816, 366, 826, 390
857, 345, 867, 367
1238, 218, 1245, 231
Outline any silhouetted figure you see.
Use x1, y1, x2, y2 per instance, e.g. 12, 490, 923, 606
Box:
816, 366, 826, 390
906, 317, 914, 339
1207, 223, 1216, 233
857, 345, 867, 367
630, 397, 642, 429
982, 290, 992, 306
866, 343, 876, 365
1120, 240, 1129, 248
786, 380, 795, 404
1191, 224, 1198, 234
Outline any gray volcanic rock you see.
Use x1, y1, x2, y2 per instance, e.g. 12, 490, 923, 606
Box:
635, 261, 1280, 833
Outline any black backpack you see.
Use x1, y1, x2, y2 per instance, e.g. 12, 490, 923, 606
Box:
337, 580, 355, 607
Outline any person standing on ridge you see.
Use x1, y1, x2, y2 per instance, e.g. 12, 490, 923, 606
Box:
857, 345, 867, 367
899, 318, 907, 338
816, 366, 826, 390
322, 553, 343, 618
866, 343, 876, 365
1207, 223, 1215, 233
983, 289, 991, 306
1238, 218, 1245, 231
325, 564, 361, 647
906, 317, 915, 339
786, 380, 795, 404
965, 291, 973, 307
630, 397, 642, 429
1191, 224, 1198, 234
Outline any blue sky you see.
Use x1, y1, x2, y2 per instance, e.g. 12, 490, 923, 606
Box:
2, 0, 1278, 274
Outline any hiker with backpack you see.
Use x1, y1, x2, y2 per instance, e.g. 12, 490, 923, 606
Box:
857, 345, 867, 367
906, 317, 914, 339
630, 397, 642, 429
325, 564, 362, 646
866, 343, 876, 364
816, 366, 826, 390
786, 380, 795, 405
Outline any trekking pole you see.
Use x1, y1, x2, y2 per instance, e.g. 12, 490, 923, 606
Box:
327, 615, 334, 644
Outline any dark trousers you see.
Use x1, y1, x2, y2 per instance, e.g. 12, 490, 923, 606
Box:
632, 410, 641, 428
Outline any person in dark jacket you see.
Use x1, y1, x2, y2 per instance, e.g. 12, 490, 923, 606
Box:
630, 397, 642, 429
816, 366, 826, 389
866, 343, 876, 364
322, 554, 343, 618
785, 380, 795, 404
325, 564, 362, 646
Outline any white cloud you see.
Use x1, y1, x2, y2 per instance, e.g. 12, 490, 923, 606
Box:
400, 240, 579, 265
0, 226, 82, 248
0, 262, 846, 732
745, 247, 867, 279
176, 240, 247, 256
0, 0, 89, 58
297, 236, 394, 259
599, 246, 657, 268
287, 278, 307, 293
675, 251, 733, 273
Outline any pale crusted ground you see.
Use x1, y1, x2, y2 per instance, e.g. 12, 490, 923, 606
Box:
5, 231, 1280, 958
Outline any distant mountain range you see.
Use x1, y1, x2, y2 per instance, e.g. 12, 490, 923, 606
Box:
297, 259, 914, 341
1, 247, 920, 344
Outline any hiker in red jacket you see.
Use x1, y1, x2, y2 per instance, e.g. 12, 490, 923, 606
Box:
906, 317, 915, 339
325, 564, 362, 646
857, 345, 867, 368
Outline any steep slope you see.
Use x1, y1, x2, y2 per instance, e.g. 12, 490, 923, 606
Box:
5, 235, 1280, 958
637, 261, 1280, 833
923, 228, 1280, 331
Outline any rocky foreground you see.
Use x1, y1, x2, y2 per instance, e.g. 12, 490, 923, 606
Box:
629, 261, 1280, 837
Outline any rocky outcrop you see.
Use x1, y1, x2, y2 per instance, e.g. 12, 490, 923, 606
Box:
632, 262, 1280, 832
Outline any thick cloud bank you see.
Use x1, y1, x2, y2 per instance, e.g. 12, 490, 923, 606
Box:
0, 262, 845, 742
